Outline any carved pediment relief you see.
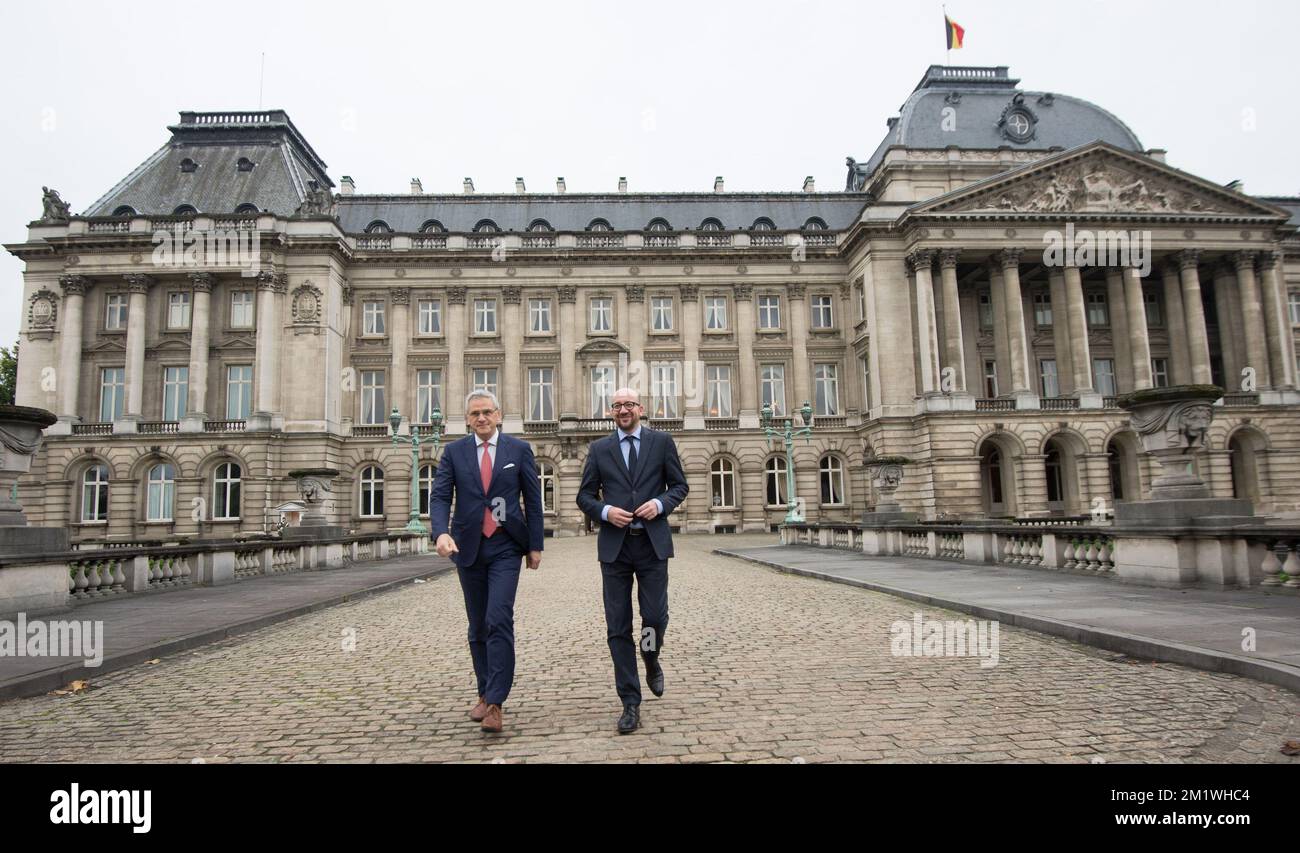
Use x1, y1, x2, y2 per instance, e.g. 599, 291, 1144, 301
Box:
577, 339, 629, 356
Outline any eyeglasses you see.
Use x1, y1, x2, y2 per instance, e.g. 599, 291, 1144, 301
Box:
610, 402, 641, 411
468, 409, 497, 419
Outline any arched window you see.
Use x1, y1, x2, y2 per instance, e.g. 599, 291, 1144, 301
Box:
764, 457, 787, 507
537, 461, 556, 513
179, 158, 198, 173
473, 220, 499, 233
173, 204, 198, 216
587, 219, 612, 232
751, 218, 776, 231
1108, 442, 1124, 501
213, 462, 242, 520
1045, 446, 1064, 508
81, 464, 109, 523
234, 203, 260, 214
418, 463, 436, 517
699, 218, 724, 231
803, 217, 828, 231
365, 220, 392, 234
111, 205, 137, 218
359, 466, 384, 517
419, 220, 445, 234
819, 456, 845, 505
645, 218, 671, 232
527, 219, 554, 232
710, 458, 736, 508
146, 463, 176, 522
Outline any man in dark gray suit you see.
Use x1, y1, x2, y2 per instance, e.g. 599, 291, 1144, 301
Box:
577, 387, 689, 734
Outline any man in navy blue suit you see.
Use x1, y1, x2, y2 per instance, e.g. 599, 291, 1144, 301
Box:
577, 387, 689, 734
429, 390, 544, 734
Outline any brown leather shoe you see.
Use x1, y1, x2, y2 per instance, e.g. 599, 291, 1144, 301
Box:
469, 696, 488, 722
481, 704, 503, 733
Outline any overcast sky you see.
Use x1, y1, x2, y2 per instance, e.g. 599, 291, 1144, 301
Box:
2, 0, 1295, 348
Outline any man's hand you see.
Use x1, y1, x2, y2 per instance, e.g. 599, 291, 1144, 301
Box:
435, 534, 459, 559
633, 500, 660, 521
526, 551, 541, 570
605, 507, 634, 528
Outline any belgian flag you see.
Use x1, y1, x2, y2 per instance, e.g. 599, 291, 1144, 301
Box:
945, 14, 965, 50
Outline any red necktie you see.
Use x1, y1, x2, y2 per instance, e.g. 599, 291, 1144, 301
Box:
480, 441, 498, 537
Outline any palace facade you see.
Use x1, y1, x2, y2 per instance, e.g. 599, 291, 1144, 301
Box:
9, 65, 1300, 543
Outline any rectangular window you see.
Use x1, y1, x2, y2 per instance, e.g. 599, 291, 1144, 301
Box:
811, 295, 834, 329
225, 365, 252, 420
857, 285, 867, 322
1093, 358, 1116, 397
105, 294, 128, 330
704, 297, 728, 330
813, 364, 839, 416
861, 355, 872, 411
168, 292, 192, 329
1144, 290, 1163, 328
650, 297, 674, 332
984, 360, 998, 398
590, 366, 615, 417
650, 363, 679, 418
1290, 292, 1300, 326
528, 368, 555, 421
230, 291, 254, 328
705, 365, 732, 417
758, 295, 781, 330
590, 297, 612, 333
360, 370, 386, 425
1087, 292, 1109, 328
760, 364, 786, 416
363, 300, 386, 336
528, 298, 551, 333
418, 299, 442, 335
1152, 358, 1170, 388
1039, 359, 1059, 398
100, 367, 125, 422
1033, 292, 1052, 327
162, 366, 188, 420
415, 369, 443, 423
978, 291, 993, 330
474, 299, 497, 334
471, 368, 498, 399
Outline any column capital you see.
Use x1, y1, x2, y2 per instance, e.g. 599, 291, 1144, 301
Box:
907, 249, 936, 273
626, 284, 646, 303
555, 285, 575, 304
680, 284, 699, 302
501, 285, 521, 305
188, 271, 215, 292
123, 273, 153, 293
1179, 249, 1201, 271
1234, 250, 1259, 272
391, 286, 410, 305
256, 271, 286, 293
59, 274, 90, 296
939, 249, 961, 270
341, 283, 354, 306
787, 283, 806, 299
995, 248, 1023, 270
1261, 249, 1283, 270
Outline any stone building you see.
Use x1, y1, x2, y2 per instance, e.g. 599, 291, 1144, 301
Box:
8, 65, 1300, 544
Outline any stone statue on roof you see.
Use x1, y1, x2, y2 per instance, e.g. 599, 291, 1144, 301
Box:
845, 158, 868, 192
294, 180, 337, 218
39, 187, 71, 223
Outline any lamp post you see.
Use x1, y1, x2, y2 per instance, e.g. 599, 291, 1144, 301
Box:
390, 405, 443, 534
761, 401, 814, 524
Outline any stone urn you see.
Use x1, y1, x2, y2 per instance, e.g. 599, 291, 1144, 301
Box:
286, 468, 340, 529
866, 456, 912, 512
0, 405, 57, 527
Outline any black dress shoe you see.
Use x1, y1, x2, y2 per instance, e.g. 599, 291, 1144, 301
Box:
644, 655, 665, 698
617, 704, 641, 734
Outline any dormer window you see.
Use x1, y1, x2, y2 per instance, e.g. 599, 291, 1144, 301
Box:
179, 158, 198, 173
803, 217, 828, 231
111, 205, 137, 217
473, 220, 500, 233
235, 203, 259, 214
236, 157, 256, 172
699, 218, 724, 231
751, 218, 776, 231
419, 220, 445, 233
365, 220, 392, 234
646, 218, 671, 232
527, 220, 554, 232
173, 205, 198, 216
587, 219, 612, 232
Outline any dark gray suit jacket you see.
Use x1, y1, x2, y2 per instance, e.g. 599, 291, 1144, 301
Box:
576, 426, 689, 563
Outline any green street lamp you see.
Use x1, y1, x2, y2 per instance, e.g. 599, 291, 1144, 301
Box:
390, 405, 443, 534
761, 400, 815, 524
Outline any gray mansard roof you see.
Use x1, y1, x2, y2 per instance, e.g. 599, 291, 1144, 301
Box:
857, 66, 1144, 181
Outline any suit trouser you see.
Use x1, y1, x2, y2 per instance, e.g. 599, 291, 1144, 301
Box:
457, 531, 523, 705
600, 531, 669, 706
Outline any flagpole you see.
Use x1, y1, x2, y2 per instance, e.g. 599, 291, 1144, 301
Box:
943, 4, 949, 67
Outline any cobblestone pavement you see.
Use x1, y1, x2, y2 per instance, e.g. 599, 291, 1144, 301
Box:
1, 533, 1296, 764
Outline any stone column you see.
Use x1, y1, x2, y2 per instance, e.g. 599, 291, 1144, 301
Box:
340, 283, 355, 432
1179, 251, 1214, 385
1161, 262, 1191, 385
996, 249, 1034, 401
909, 250, 939, 394
1234, 251, 1271, 389
938, 251, 967, 393
1212, 261, 1243, 389
1047, 270, 1074, 395
734, 284, 758, 426
1106, 269, 1134, 393
556, 285, 577, 419
988, 264, 1012, 396
120, 273, 152, 430
447, 286, 468, 422
391, 287, 411, 430
501, 284, 522, 431
1122, 267, 1153, 390
1063, 266, 1097, 399
57, 275, 88, 423
789, 283, 811, 412
1259, 250, 1296, 390
181, 272, 213, 432
626, 284, 646, 398
682, 284, 703, 428
251, 271, 284, 429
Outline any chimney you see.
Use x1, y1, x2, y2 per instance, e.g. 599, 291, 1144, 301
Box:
556, 177, 566, 194
463, 177, 475, 194
802, 176, 815, 193
410, 177, 423, 195
339, 176, 355, 195
714, 176, 725, 193
618, 177, 628, 193
515, 177, 526, 194
1146, 149, 1168, 164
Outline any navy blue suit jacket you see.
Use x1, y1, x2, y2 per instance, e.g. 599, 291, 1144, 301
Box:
576, 426, 689, 563
428, 431, 545, 569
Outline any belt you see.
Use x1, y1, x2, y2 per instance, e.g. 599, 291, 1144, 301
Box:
626, 527, 645, 536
